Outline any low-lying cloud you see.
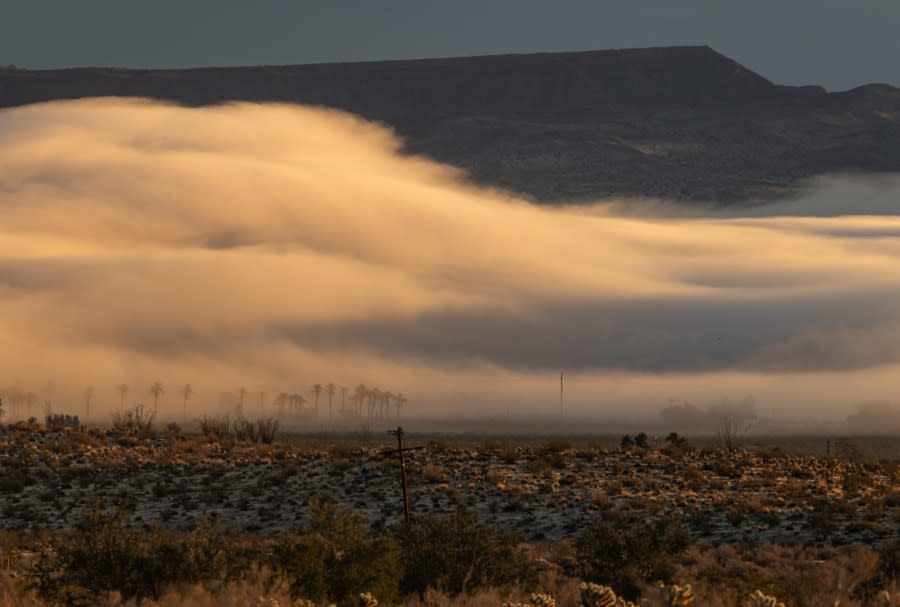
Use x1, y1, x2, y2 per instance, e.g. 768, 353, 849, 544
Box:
2, 98, 900, 422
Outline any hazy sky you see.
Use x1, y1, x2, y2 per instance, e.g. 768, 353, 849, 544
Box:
3, 98, 900, 421
2, 0, 898, 91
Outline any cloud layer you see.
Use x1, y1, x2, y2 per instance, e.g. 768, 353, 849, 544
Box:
2, 98, 900, 421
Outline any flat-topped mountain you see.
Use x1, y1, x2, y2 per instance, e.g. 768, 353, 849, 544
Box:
3, 46, 899, 203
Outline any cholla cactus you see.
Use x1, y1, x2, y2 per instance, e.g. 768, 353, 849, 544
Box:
748, 589, 785, 607
502, 593, 557, 607
579, 582, 636, 607
667, 584, 694, 607
359, 593, 378, 607
293, 600, 316, 607
531, 593, 557, 607
256, 599, 281, 607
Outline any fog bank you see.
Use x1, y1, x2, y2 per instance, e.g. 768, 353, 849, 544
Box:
2, 99, 900, 424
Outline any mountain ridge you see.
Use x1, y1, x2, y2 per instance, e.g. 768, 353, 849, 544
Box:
2, 46, 898, 203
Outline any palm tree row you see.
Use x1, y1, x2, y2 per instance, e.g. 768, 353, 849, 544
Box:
268, 383, 408, 421
0, 385, 40, 420
1, 381, 409, 423
0, 381, 171, 422
349, 384, 408, 420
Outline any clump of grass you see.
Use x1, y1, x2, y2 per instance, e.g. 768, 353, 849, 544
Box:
195, 415, 279, 444
111, 404, 155, 438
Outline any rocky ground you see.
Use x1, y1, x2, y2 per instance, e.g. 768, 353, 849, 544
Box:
1, 423, 898, 546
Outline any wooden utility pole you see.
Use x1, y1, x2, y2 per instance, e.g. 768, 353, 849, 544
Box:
383, 426, 424, 523
560, 371, 564, 417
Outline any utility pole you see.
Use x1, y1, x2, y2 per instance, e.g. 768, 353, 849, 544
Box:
560, 371, 564, 417
383, 426, 424, 523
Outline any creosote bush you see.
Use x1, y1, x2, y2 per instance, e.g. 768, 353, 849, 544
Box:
30, 505, 250, 606
271, 498, 402, 607
395, 507, 539, 598
575, 515, 689, 602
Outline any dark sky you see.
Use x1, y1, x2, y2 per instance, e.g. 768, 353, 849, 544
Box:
2, 0, 898, 91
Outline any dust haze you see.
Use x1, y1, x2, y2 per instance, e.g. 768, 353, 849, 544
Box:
2, 98, 900, 425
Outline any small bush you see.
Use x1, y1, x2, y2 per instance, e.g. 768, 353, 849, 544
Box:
255, 417, 279, 444
111, 405, 155, 438
30, 506, 246, 605
395, 508, 539, 597
634, 432, 649, 449
857, 537, 900, 600
196, 414, 233, 438
45, 413, 80, 431
271, 498, 402, 607
421, 463, 446, 483
575, 515, 690, 601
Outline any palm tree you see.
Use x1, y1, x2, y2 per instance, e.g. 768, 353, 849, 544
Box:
296, 394, 307, 414
340, 386, 348, 413
44, 381, 55, 409
237, 386, 247, 417
289, 393, 307, 415
83, 386, 94, 420
117, 384, 129, 410
24, 392, 37, 419
181, 384, 193, 421
311, 384, 323, 419
274, 392, 288, 416
382, 391, 394, 419
149, 382, 164, 413
326, 383, 337, 421
394, 393, 407, 418
3, 385, 22, 420
353, 384, 367, 417
368, 388, 381, 419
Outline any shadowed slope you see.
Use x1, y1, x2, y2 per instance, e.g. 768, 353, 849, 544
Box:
2, 46, 899, 202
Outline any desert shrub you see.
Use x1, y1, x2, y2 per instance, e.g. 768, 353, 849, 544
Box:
634, 433, 649, 449
111, 404, 155, 438
44, 413, 80, 431
271, 498, 401, 607
255, 417, 279, 444
528, 457, 553, 475
575, 515, 690, 601
196, 414, 233, 438
196, 415, 278, 444
856, 537, 900, 600
394, 508, 539, 598
539, 440, 571, 455
421, 463, 446, 483
0, 468, 32, 494
30, 506, 246, 605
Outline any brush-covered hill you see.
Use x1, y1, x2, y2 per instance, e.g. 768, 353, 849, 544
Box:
2, 46, 898, 203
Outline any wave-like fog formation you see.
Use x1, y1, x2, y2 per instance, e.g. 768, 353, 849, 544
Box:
2, 98, 900, 420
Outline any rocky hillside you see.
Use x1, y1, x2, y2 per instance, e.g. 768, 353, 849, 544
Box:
2, 46, 899, 203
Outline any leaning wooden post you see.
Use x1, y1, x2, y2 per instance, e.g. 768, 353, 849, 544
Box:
395, 426, 411, 523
